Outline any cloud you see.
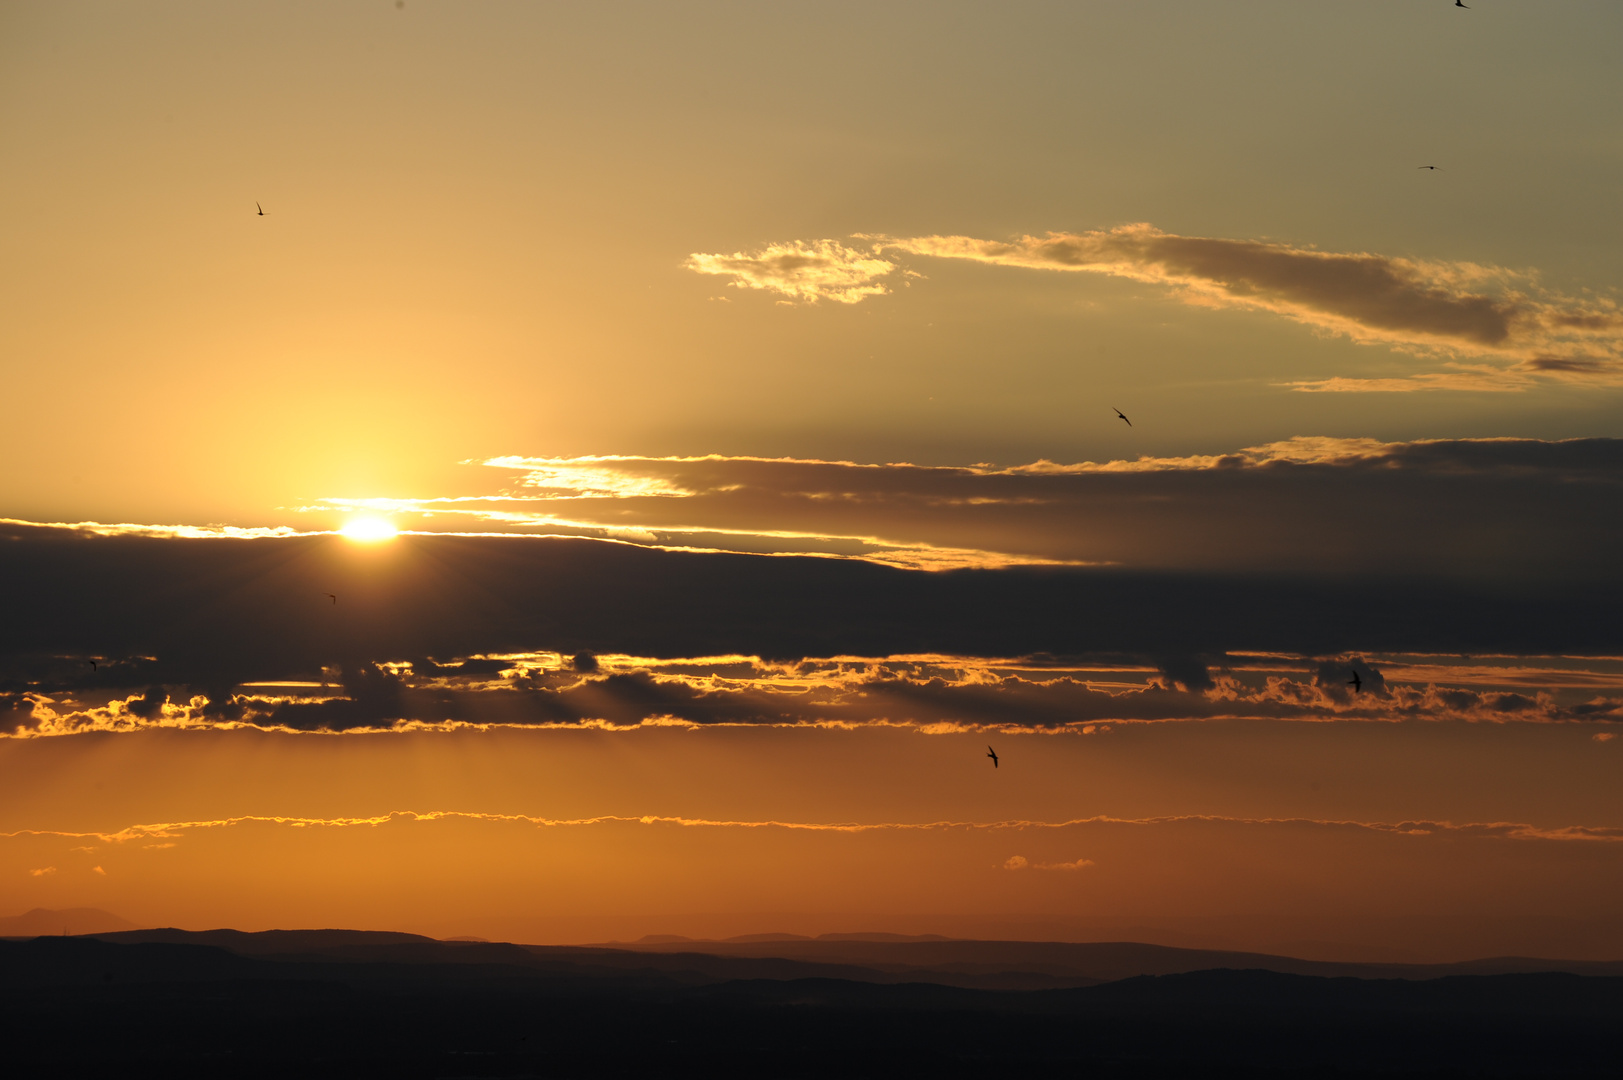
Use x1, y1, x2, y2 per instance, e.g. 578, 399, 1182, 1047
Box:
1156, 656, 1214, 693
0, 517, 303, 540
11, 649, 1623, 736
4, 512, 1623, 711
690, 226, 1623, 388
15, 439, 1605, 707
28, 866, 56, 876
9, 810, 1621, 846
684, 240, 897, 304
303, 437, 1623, 579
1313, 657, 1388, 703
1006, 854, 1093, 871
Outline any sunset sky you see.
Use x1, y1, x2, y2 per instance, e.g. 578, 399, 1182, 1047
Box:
4, 1, 1622, 962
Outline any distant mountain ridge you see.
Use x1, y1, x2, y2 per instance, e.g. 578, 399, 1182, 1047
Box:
0, 908, 136, 937
63, 925, 1623, 991
597, 934, 1623, 986
10, 915, 1623, 989
3, 934, 1621, 1076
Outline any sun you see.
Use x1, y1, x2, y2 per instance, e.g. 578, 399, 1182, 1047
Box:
339, 517, 399, 542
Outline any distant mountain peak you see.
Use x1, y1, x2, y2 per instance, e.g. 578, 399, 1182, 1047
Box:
0, 908, 139, 937
816, 932, 954, 943
724, 932, 813, 943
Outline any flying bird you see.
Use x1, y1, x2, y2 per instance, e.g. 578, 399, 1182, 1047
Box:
1113, 408, 1132, 427
88, 659, 97, 672
987, 746, 999, 768
1347, 670, 1362, 694
256, 202, 265, 216
1455, 1, 1468, 7
1418, 165, 1438, 170
326, 593, 337, 605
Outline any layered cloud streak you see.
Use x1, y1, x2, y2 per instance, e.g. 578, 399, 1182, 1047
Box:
689, 226, 1623, 389
314, 437, 1623, 578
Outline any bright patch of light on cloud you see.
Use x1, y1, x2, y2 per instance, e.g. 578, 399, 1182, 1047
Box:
685, 239, 896, 304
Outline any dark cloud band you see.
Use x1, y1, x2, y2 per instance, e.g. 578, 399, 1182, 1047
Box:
3, 517, 1622, 735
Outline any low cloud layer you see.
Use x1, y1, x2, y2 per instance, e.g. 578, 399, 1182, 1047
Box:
8, 650, 1621, 737
687, 226, 1623, 389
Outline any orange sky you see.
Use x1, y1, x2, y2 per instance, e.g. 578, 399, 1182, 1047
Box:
6, 700, 1623, 960
4, 3, 1622, 959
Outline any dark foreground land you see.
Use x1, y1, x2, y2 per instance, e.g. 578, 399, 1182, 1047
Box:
4, 931, 1621, 1078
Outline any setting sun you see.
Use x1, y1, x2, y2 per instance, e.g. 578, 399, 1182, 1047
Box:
338, 517, 398, 542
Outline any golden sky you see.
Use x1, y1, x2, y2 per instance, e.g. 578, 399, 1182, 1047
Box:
3, 2, 1622, 960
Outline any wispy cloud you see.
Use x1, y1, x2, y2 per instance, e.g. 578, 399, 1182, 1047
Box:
1005, 854, 1095, 871
685, 240, 898, 304
7, 810, 1620, 846
0, 517, 305, 540
687, 227, 1623, 389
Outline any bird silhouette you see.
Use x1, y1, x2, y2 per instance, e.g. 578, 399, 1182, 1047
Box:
256, 202, 265, 216
987, 746, 999, 768
1418, 165, 1439, 170
1113, 407, 1132, 427
88, 659, 97, 672
1456, 1, 1468, 7
1347, 670, 1362, 693
326, 593, 337, 605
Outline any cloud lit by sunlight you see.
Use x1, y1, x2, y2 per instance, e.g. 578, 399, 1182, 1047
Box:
689, 226, 1623, 390
684, 239, 897, 304
286, 436, 1623, 574
9, 646, 1622, 739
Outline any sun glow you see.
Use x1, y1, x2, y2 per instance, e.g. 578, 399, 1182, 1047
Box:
339, 517, 398, 542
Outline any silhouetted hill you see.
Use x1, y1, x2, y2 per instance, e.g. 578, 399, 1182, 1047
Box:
94, 927, 435, 953
81, 927, 1623, 992
96, 928, 1043, 989
815, 931, 952, 942
603, 934, 1623, 984
2, 935, 1621, 1076
0, 936, 283, 987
